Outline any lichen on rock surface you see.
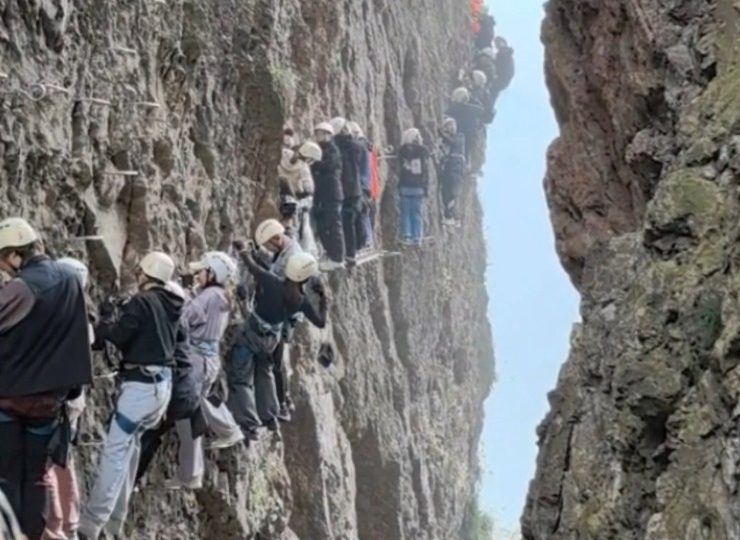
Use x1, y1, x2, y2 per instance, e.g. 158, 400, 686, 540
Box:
0, 1, 495, 539
524, 1, 740, 539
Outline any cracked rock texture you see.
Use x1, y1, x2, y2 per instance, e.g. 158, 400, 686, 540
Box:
525, 1, 740, 539
0, 0, 494, 539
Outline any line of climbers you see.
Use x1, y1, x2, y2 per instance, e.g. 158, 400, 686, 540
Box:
0, 13, 514, 540
0, 217, 327, 540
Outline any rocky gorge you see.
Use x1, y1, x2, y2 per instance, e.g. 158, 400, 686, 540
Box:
0, 1, 495, 539
525, 0, 740, 539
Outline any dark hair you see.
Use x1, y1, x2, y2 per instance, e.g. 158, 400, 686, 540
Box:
0, 241, 40, 262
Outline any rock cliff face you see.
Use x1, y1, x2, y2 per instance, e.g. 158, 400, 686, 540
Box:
0, 1, 494, 539
525, 1, 740, 538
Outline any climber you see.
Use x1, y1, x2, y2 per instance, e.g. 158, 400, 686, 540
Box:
244, 219, 303, 426
348, 121, 375, 250
474, 11, 496, 51
79, 251, 183, 540
446, 87, 484, 164
491, 36, 515, 103
277, 141, 322, 256
0, 218, 92, 540
44, 257, 95, 540
331, 117, 364, 267
473, 47, 497, 92
470, 70, 495, 124
227, 249, 327, 441
398, 128, 431, 245
161, 252, 243, 489
311, 121, 346, 270
438, 118, 467, 226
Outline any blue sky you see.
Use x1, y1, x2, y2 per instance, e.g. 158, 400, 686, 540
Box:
479, 2, 580, 533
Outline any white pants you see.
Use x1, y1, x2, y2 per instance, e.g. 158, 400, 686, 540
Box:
79, 370, 172, 539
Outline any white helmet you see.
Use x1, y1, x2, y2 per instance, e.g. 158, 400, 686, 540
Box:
57, 257, 89, 288
451, 87, 470, 103
401, 128, 422, 145
139, 251, 176, 283
298, 141, 323, 162
255, 219, 285, 247
347, 121, 364, 138
0, 218, 39, 251
314, 122, 335, 136
472, 70, 488, 87
479, 47, 496, 60
189, 251, 238, 285
285, 252, 319, 282
442, 117, 458, 134
330, 116, 348, 135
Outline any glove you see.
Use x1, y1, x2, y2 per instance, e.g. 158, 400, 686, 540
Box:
99, 298, 117, 319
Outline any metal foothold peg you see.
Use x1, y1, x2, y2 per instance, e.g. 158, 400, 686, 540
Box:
103, 170, 139, 176
43, 83, 71, 95
77, 97, 112, 106
111, 46, 138, 55
69, 235, 105, 241
136, 101, 160, 109
0, 72, 8, 80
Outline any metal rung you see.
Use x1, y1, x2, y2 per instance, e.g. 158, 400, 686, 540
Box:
103, 170, 139, 176
111, 46, 138, 55
77, 97, 112, 106
93, 371, 119, 380
42, 83, 71, 95
136, 101, 160, 108
0, 72, 7, 80
69, 235, 104, 241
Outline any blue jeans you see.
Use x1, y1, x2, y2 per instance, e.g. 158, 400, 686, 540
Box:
399, 194, 424, 240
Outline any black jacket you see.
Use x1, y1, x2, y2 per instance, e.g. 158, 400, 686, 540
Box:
398, 143, 430, 192
474, 54, 497, 89
447, 101, 484, 139
494, 47, 515, 94
0, 256, 92, 397
311, 140, 344, 202
474, 14, 495, 50
334, 134, 362, 199
95, 285, 184, 367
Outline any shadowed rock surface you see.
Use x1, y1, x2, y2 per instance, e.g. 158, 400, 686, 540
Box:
0, 1, 494, 539
525, 1, 740, 538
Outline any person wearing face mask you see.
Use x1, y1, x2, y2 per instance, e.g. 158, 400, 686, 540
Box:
0, 218, 92, 540
78, 252, 182, 540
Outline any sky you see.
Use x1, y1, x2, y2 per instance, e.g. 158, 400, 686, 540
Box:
478, 1, 581, 534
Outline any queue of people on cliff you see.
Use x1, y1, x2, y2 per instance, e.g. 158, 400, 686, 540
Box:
0, 12, 514, 540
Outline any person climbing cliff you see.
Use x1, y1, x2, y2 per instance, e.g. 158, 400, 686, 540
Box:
277, 141, 322, 257
348, 121, 375, 250
227, 248, 328, 441
438, 118, 467, 226
491, 36, 515, 103
446, 87, 484, 164
471, 70, 496, 124
331, 117, 364, 268
79, 252, 182, 540
398, 128, 431, 245
474, 11, 495, 51
44, 257, 95, 540
310, 122, 346, 270
162, 251, 243, 488
473, 47, 498, 92
0, 218, 92, 540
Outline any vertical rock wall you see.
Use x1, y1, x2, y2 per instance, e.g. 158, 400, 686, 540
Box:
526, 1, 740, 538
0, 1, 494, 538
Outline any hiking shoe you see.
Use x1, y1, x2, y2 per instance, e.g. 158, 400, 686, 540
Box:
163, 478, 202, 490
206, 430, 244, 450
277, 404, 292, 423
345, 257, 357, 269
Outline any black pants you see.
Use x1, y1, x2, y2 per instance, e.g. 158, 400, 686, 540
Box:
0, 417, 55, 540
272, 341, 290, 407
441, 162, 464, 220
342, 197, 362, 260
136, 419, 174, 483
312, 200, 345, 262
